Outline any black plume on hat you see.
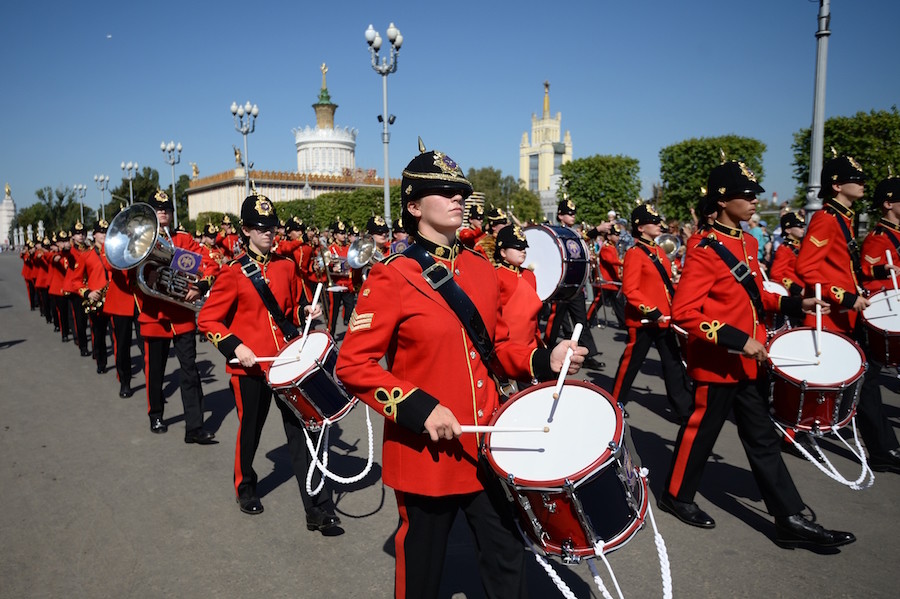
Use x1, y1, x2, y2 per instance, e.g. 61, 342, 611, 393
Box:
240, 194, 279, 228
819, 155, 865, 198
707, 161, 765, 202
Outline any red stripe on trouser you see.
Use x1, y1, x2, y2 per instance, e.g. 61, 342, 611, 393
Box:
543, 303, 558, 345
668, 384, 709, 497
611, 328, 638, 399
393, 490, 410, 599
143, 340, 152, 413
110, 320, 120, 381
231, 375, 245, 496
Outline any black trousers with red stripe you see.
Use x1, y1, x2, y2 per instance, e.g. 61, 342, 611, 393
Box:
852, 326, 900, 458
143, 332, 204, 431
68, 295, 88, 350
111, 314, 139, 386
392, 465, 527, 599
230, 375, 333, 511
51, 294, 69, 337
90, 311, 110, 370
664, 379, 804, 518
611, 326, 693, 421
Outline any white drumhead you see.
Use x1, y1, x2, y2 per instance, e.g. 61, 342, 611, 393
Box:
763, 280, 788, 296
488, 383, 618, 484
863, 290, 900, 333
267, 331, 332, 385
523, 226, 562, 301
768, 328, 862, 385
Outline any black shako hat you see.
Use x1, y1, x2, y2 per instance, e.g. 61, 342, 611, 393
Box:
93, 219, 109, 235
240, 193, 279, 228
400, 138, 473, 234
557, 198, 577, 216
366, 215, 390, 236
873, 177, 900, 207
631, 204, 663, 234
466, 203, 484, 221
494, 224, 528, 260
148, 189, 174, 212
707, 161, 765, 202
819, 155, 866, 198
285, 217, 306, 234
780, 211, 806, 231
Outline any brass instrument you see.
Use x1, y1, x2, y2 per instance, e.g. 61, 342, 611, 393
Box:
83, 282, 110, 314
105, 203, 205, 312
654, 233, 683, 277
346, 235, 384, 269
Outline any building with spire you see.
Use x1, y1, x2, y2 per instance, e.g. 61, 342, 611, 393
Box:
187, 65, 391, 221
1, 183, 16, 247
519, 82, 572, 220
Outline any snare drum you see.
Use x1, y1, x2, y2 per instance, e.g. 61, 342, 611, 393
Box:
522, 225, 589, 301
266, 331, 357, 430
483, 381, 647, 561
767, 327, 865, 433
862, 289, 900, 366
762, 280, 789, 337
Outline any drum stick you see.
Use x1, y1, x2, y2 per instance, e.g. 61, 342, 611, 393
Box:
300, 283, 323, 350
228, 355, 299, 365
552, 323, 583, 400
760, 267, 770, 283
768, 354, 820, 365
887, 252, 899, 301
815, 283, 822, 357
460, 425, 549, 434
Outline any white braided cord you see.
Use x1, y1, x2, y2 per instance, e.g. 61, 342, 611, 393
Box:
303, 405, 375, 496
773, 418, 874, 490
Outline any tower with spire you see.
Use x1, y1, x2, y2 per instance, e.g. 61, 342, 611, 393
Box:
1, 183, 16, 247
519, 81, 572, 193
292, 63, 358, 175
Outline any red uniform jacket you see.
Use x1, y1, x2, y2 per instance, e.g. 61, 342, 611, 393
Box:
136, 230, 203, 338
458, 226, 484, 249
495, 263, 542, 348
34, 250, 50, 289
197, 250, 304, 377
48, 251, 69, 296
334, 237, 554, 497
597, 243, 623, 290
672, 222, 790, 383
796, 199, 862, 333
622, 238, 675, 329
100, 248, 139, 317
769, 238, 803, 296
64, 245, 107, 297
860, 219, 900, 294
328, 242, 353, 290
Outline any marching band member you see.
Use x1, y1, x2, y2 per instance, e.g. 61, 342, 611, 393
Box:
611, 205, 692, 422
326, 220, 354, 331
860, 176, 900, 293
458, 203, 485, 249
473, 206, 506, 265
64, 222, 102, 358
588, 223, 626, 328
197, 194, 341, 532
494, 223, 542, 350
544, 199, 603, 369
217, 215, 242, 260
390, 220, 410, 254
796, 156, 900, 474
34, 238, 53, 326
367, 214, 391, 258
136, 190, 214, 441
661, 161, 854, 548
769, 211, 805, 297
101, 223, 142, 398
86, 220, 111, 374
335, 142, 586, 599
48, 232, 71, 343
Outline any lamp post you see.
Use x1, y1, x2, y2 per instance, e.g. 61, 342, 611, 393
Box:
365, 22, 403, 227
230, 101, 259, 198
121, 161, 139, 205
805, 0, 831, 214
161, 141, 182, 230
73, 184, 87, 223
93, 175, 109, 222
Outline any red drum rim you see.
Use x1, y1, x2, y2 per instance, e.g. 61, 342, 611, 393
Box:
483, 380, 623, 489
266, 330, 334, 386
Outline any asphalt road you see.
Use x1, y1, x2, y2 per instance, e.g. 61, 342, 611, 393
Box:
1, 251, 898, 599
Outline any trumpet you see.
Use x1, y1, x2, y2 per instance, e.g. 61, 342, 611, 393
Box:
346, 235, 385, 269
83, 282, 110, 314
655, 233, 683, 277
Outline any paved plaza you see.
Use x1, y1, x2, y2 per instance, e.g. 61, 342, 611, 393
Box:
1, 251, 898, 598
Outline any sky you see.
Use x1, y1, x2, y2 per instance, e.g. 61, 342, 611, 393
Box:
2, 0, 898, 214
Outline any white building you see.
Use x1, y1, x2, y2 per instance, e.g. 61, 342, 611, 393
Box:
293, 64, 358, 176
1, 184, 16, 246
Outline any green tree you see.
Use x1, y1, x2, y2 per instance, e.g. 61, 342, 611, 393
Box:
108, 167, 164, 220
466, 167, 542, 221
659, 135, 766, 221
791, 107, 900, 201
277, 186, 402, 231
558, 155, 642, 225
29, 186, 88, 234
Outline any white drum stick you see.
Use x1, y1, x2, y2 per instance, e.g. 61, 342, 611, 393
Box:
552, 323, 583, 400
760, 266, 770, 282
460, 425, 550, 434
228, 355, 298, 365
768, 354, 820, 365
300, 283, 323, 350
887, 253, 899, 311
815, 283, 822, 357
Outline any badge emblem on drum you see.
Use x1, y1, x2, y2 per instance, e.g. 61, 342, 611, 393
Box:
565, 239, 583, 258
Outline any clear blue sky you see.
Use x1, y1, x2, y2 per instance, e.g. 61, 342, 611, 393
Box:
3, 0, 898, 213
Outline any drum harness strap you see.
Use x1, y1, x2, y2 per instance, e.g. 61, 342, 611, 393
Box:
238, 254, 376, 495
698, 237, 765, 316
636, 243, 675, 298
403, 243, 517, 398
826, 205, 865, 290
237, 253, 299, 341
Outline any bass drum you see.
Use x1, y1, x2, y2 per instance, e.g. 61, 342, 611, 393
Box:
523, 225, 589, 301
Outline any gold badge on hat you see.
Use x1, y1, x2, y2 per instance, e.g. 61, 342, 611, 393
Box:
566, 199, 576, 211
405, 185, 413, 196
374, 215, 386, 226
254, 195, 273, 216
647, 205, 659, 217
513, 225, 526, 242
738, 162, 757, 182
155, 189, 168, 202
848, 156, 863, 172
432, 151, 464, 178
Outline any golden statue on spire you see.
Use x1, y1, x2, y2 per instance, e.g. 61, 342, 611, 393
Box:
321, 62, 328, 89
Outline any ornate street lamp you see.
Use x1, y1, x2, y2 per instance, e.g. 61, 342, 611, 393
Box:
230, 101, 259, 198
121, 161, 139, 205
161, 141, 182, 230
